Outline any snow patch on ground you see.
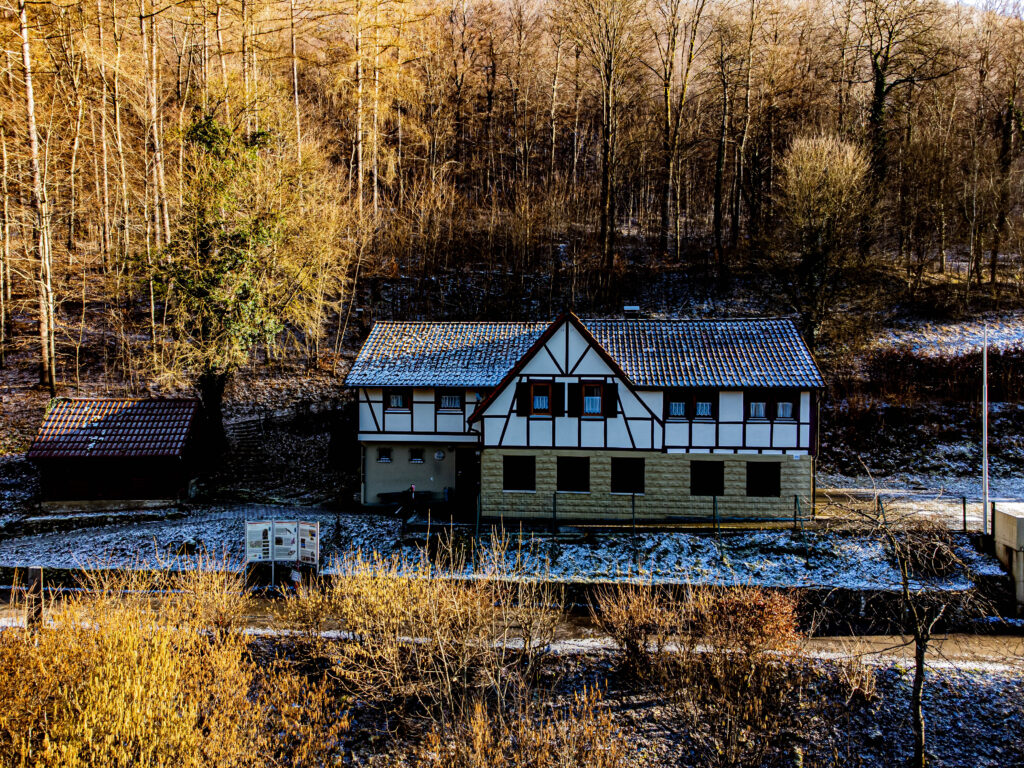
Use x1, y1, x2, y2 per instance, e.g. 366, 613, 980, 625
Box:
874, 312, 1024, 357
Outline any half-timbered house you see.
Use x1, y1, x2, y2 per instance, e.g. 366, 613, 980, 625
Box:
345, 313, 824, 521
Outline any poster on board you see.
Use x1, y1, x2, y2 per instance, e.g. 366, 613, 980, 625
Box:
297, 522, 319, 566
246, 521, 300, 564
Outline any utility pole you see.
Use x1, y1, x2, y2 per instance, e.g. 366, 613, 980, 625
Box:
982, 324, 989, 536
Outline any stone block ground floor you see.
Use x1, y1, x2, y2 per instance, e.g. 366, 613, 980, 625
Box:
480, 449, 814, 522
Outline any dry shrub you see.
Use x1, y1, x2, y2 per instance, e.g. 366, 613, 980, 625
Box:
414, 688, 634, 768
284, 533, 563, 721
594, 582, 808, 767
888, 518, 960, 578
678, 587, 805, 768
589, 581, 678, 678
0, 566, 348, 768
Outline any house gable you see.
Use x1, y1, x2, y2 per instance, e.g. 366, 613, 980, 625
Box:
469, 314, 661, 451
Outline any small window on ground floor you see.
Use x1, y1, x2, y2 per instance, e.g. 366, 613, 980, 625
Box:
746, 461, 781, 497
690, 460, 724, 496
409, 448, 424, 464
376, 447, 392, 463
557, 456, 590, 492
611, 457, 645, 494
503, 455, 536, 491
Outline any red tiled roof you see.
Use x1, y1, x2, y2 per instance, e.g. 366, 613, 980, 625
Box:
27, 398, 200, 460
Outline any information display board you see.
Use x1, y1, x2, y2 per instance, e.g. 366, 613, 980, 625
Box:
246, 520, 314, 565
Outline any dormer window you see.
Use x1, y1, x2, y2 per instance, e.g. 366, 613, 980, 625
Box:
531, 383, 551, 415
582, 384, 603, 415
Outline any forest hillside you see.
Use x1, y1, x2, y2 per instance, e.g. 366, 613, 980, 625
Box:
0, 0, 1022, 449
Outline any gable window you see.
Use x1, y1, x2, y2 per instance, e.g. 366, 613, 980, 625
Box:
385, 388, 411, 411
690, 460, 724, 496
516, 382, 564, 417
503, 455, 536, 491
376, 447, 393, 463
611, 457, 645, 494
531, 383, 551, 415
568, 382, 618, 417
436, 389, 463, 411
746, 461, 781, 497
582, 383, 603, 416
557, 456, 590, 493
409, 448, 424, 464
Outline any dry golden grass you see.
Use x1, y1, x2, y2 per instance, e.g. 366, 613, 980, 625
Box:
0, 563, 348, 768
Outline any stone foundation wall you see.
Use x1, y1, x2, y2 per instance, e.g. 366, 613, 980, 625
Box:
480, 449, 813, 521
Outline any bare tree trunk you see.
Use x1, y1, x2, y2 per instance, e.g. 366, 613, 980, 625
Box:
290, 0, 302, 163
19, 0, 56, 395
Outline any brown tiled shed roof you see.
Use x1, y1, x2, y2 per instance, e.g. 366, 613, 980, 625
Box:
27, 398, 200, 460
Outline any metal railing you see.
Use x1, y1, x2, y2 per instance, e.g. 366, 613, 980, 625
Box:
487, 491, 812, 532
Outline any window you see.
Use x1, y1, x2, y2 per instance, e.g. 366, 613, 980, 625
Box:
746, 462, 781, 497
436, 389, 463, 411
385, 388, 411, 410
531, 383, 551, 415
582, 384, 603, 415
775, 394, 798, 420
664, 388, 715, 420
376, 447, 392, 463
749, 401, 767, 419
503, 455, 536, 491
557, 456, 590, 492
690, 460, 724, 496
611, 457, 645, 494
667, 400, 686, 419
409, 448, 424, 464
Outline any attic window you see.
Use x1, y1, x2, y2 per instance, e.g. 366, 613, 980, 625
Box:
531, 383, 551, 415
582, 384, 603, 416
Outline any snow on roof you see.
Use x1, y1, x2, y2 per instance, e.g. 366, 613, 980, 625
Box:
27, 398, 200, 460
586, 319, 825, 388
344, 321, 550, 387
346, 317, 824, 389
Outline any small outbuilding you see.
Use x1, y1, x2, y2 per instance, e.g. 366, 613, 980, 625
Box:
27, 397, 202, 506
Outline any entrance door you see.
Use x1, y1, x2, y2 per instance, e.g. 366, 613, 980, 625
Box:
454, 447, 481, 519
